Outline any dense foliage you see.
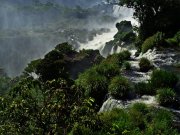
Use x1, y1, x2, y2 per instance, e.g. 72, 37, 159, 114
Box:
141, 32, 165, 53
108, 76, 132, 99
119, 0, 180, 40
0, 0, 180, 133
0, 42, 179, 134
98, 103, 178, 135
75, 68, 108, 107
150, 69, 179, 89
114, 21, 136, 43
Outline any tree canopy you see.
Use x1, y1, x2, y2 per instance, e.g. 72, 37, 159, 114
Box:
119, 0, 180, 39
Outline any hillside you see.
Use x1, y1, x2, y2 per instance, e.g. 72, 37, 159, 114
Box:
0, 0, 180, 134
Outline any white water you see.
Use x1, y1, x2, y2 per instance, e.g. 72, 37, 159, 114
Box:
78, 6, 138, 57
99, 95, 157, 112
77, 4, 180, 113
137, 48, 178, 67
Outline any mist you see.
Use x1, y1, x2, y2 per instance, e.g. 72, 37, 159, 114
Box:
0, 0, 133, 77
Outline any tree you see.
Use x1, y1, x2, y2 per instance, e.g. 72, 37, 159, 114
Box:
0, 77, 88, 134
119, 0, 180, 40
36, 43, 76, 82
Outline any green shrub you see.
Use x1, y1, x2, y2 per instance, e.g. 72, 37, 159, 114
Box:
141, 32, 165, 53
123, 61, 131, 70
131, 103, 148, 114
153, 32, 165, 46
135, 82, 154, 95
99, 108, 133, 134
145, 108, 177, 135
114, 31, 136, 43
150, 69, 179, 89
69, 123, 93, 135
166, 31, 180, 46
129, 103, 148, 129
139, 58, 152, 72
119, 50, 131, 60
157, 88, 176, 107
95, 63, 120, 79
174, 31, 180, 46
99, 106, 178, 135
141, 36, 155, 53
166, 38, 178, 46
103, 54, 123, 66
104, 50, 131, 66
0, 77, 11, 95
76, 68, 108, 106
108, 76, 132, 99
55, 42, 75, 54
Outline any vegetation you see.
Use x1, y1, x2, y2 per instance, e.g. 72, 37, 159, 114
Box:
120, 50, 131, 60
123, 61, 131, 70
0, 42, 179, 134
139, 57, 152, 72
114, 21, 136, 43
95, 63, 120, 79
0, 77, 11, 95
141, 32, 165, 53
119, 0, 180, 40
157, 88, 176, 107
141, 36, 155, 53
108, 76, 132, 99
150, 69, 179, 89
166, 31, 180, 46
135, 82, 154, 96
75, 68, 108, 107
0, 0, 180, 134
99, 103, 178, 135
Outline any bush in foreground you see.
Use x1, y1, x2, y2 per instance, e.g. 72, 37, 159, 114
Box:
99, 104, 178, 135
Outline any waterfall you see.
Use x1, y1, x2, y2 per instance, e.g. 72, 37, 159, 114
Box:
78, 5, 137, 57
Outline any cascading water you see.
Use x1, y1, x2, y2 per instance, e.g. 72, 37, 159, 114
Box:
78, 5, 137, 57
100, 48, 180, 112
77, 3, 180, 113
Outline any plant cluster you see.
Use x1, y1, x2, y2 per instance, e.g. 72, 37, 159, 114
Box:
139, 57, 153, 72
